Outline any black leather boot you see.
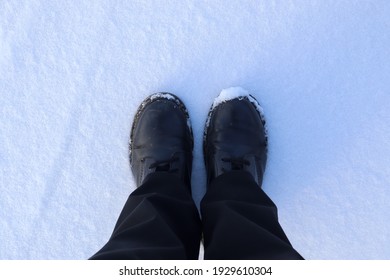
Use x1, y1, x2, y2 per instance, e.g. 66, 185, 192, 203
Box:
130, 93, 193, 188
204, 93, 268, 186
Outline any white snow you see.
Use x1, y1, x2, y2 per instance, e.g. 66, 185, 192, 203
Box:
212, 87, 251, 107
1, 0, 390, 260
149, 92, 177, 102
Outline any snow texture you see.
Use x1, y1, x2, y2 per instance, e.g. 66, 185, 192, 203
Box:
1, 0, 390, 260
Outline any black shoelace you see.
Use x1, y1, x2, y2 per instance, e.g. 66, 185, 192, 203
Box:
222, 157, 250, 171
149, 156, 179, 172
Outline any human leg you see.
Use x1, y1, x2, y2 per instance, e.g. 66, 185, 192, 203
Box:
90, 172, 201, 259
201, 170, 303, 259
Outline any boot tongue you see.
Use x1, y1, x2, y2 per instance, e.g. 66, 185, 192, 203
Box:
231, 161, 245, 170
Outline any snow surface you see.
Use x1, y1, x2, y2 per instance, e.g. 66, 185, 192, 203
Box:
1, 0, 390, 260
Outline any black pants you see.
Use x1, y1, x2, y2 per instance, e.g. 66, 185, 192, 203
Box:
90, 171, 303, 260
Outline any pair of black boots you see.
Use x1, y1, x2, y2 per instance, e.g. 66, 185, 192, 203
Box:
90, 91, 303, 260
130, 92, 267, 190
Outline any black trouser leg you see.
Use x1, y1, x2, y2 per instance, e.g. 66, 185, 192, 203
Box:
90, 173, 202, 260
201, 171, 303, 260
